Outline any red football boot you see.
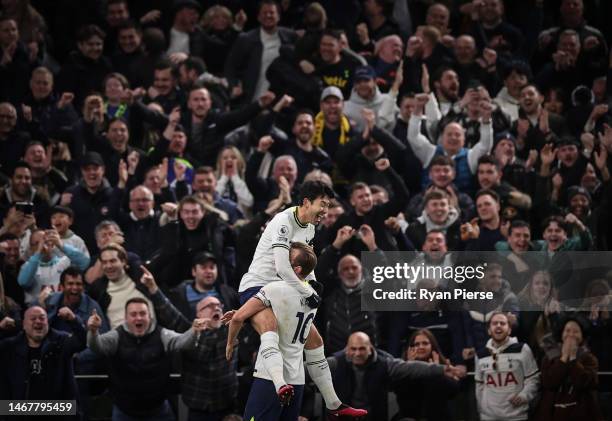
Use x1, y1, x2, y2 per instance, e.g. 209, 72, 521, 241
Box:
327, 403, 368, 419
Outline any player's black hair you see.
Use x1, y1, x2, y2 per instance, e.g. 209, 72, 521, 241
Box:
298, 181, 334, 206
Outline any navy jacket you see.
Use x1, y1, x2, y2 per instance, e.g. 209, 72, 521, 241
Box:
0, 322, 86, 399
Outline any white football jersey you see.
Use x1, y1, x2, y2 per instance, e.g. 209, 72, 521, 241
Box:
253, 282, 317, 384
239, 206, 315, 292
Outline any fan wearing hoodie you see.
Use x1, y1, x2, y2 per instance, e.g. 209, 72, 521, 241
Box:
406, 190, 462, 251
87, 296, 205, 420
475, 312, 540, 421
343, 65, 398, 132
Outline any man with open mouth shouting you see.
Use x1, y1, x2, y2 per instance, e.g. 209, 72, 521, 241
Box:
139, 263, 241, 420
87, 292, 207, 421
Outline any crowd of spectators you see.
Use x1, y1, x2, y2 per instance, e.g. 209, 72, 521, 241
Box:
1, 0, 612, 419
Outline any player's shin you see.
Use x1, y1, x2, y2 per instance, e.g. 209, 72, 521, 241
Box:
260, 331, 287, 391
304, 346, 342, 410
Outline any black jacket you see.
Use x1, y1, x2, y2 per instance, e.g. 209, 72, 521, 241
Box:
0, 322, 86, 400
56, 51, 113, 109
149, 102, 263, 168
0, 130, 30, 178
245, 150, 300, 213
0, 42, 32, 105
319, 282, 378, 355
224, 27, 298, 102
405, 219, 463, 251
153, 215, 235, 288
111, 48, 148, 88
22, 92, 79, 141
330, 165, 410, 253
325, 348, 444, 421
74, 119, 146, 187
117, 210, 163, 262
108, 324, 172, 417
335, 127, 409, 198
272, 138, 334, 184
65, 180, 118, 254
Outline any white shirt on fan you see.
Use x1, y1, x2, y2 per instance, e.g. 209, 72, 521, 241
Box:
252, 28, 281, 100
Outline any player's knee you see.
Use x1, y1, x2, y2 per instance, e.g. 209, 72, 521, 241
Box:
305, 329, 323, 349
261, 316, 278, 333
253, 309, 278, 334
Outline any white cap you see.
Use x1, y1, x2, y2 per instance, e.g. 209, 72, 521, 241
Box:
320, 86, 343, 101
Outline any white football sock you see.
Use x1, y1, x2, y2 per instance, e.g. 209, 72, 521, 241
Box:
259, 331, 286, 391
305, 346, 342, 410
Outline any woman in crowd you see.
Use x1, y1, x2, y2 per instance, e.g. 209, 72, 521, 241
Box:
200, 5, 242, 76
581, 278, 612, 413
516, 270, 564, 363
215, 145, 253, 217
392, 328, 461, 420
535, 315, 603, 421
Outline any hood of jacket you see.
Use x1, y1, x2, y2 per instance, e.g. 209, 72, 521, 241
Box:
417, 205, 459, 231
3, 185, 37, 203
347, 85, 386, 108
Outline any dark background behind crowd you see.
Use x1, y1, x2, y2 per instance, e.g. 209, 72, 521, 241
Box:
1, 0, 612, 419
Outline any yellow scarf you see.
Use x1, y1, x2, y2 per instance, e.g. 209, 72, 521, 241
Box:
313, 111, 351, 149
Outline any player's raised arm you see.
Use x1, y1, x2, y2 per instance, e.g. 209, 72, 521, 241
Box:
225, 297, 266, 361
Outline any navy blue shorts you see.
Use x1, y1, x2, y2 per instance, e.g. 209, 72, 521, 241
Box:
239, 286, 263, 305
243, 378, 304, 421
